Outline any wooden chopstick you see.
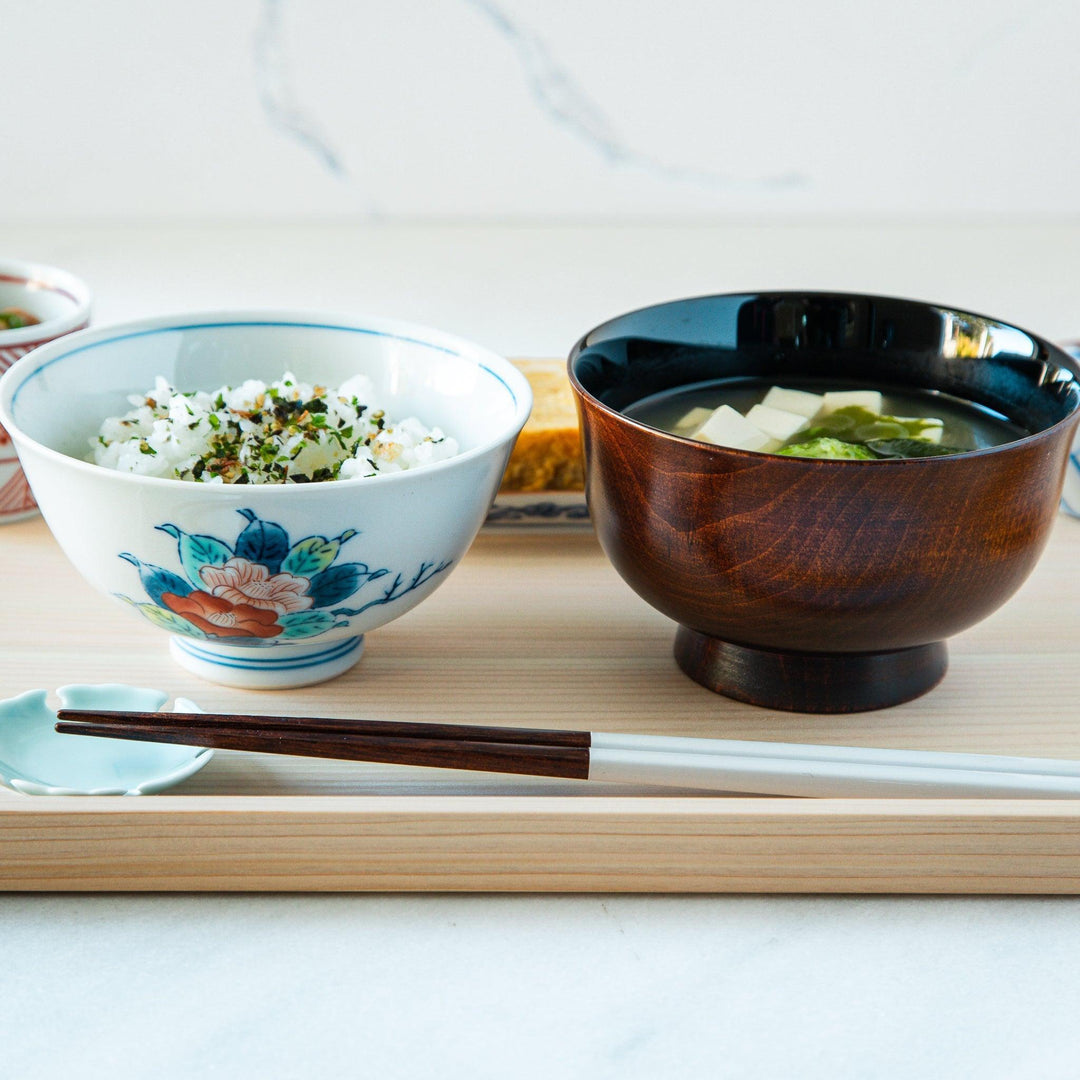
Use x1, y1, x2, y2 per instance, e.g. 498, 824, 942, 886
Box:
53, 717, 591, 779
55, 710, 591, 747
53, 709, 1080, 797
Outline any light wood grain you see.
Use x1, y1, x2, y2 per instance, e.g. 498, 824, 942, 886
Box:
3, 798, 1080, 893
1, 511, 1079, 892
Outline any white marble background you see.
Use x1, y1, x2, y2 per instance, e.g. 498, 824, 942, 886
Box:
3, 0, 1079, 222
4, 893, 1080, 1079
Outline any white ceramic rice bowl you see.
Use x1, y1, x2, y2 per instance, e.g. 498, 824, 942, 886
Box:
0, 312, 531, 688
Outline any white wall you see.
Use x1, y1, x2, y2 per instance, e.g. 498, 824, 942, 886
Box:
3, 0, 1079, 222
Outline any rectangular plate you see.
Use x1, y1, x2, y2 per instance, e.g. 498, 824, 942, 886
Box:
2, 518, 1079, 893
485, 490, 589, 528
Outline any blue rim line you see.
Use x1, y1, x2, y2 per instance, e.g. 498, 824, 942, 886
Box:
175, 635, 362, 663
11, 320, 518, 410
173, 635, 362, 671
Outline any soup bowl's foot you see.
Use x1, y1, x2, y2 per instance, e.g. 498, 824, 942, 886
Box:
169, 635, 365, 690
673, 627, 947, 713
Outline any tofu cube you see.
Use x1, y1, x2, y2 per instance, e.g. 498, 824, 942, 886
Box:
761, 386, 824, 419
746, 403, 810, 443
821, 390, 884, 415
673, 406, 714, 433
693, 405, 781, 452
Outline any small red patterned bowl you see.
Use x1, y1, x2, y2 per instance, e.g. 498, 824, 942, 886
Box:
0, 259, 91, 523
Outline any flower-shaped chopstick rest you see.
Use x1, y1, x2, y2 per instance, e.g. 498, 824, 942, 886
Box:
0, 684, 212, 795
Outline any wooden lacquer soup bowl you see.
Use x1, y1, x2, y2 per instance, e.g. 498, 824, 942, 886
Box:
569, 293, 1080, 713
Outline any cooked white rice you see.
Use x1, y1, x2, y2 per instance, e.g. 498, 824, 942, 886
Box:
91, 372, 459, 484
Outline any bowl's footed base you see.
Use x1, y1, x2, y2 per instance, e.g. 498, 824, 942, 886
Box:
674, 627, 948, 713
169, 635, 365, 690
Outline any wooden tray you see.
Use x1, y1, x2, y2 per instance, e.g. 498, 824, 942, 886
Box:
2, 515, 1079, 892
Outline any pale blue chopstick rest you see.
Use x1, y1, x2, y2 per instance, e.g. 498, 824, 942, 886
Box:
0, 684, 212, 796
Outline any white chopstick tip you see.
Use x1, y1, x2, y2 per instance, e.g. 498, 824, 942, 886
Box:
587, 746, 1080, 799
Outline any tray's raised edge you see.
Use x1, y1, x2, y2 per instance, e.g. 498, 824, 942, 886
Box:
3, 796, 1080, 894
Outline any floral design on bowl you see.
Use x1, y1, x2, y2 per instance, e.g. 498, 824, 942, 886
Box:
0, 684, 211, 796
117, 507, 452, 646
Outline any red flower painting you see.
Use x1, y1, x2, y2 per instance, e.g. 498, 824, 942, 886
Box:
161, 590, 283, 638
116, 508, 451, 645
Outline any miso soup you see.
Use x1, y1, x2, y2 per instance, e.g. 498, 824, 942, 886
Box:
623, 378, 1026, 460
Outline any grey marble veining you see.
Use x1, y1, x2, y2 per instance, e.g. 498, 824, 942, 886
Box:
461, 0, 808, 191
6, 0, 1078, 220
253, 0, 347, 177
250, 0, 807, 202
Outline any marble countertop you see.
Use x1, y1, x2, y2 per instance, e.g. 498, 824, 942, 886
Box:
3, 221, 1079, 1079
